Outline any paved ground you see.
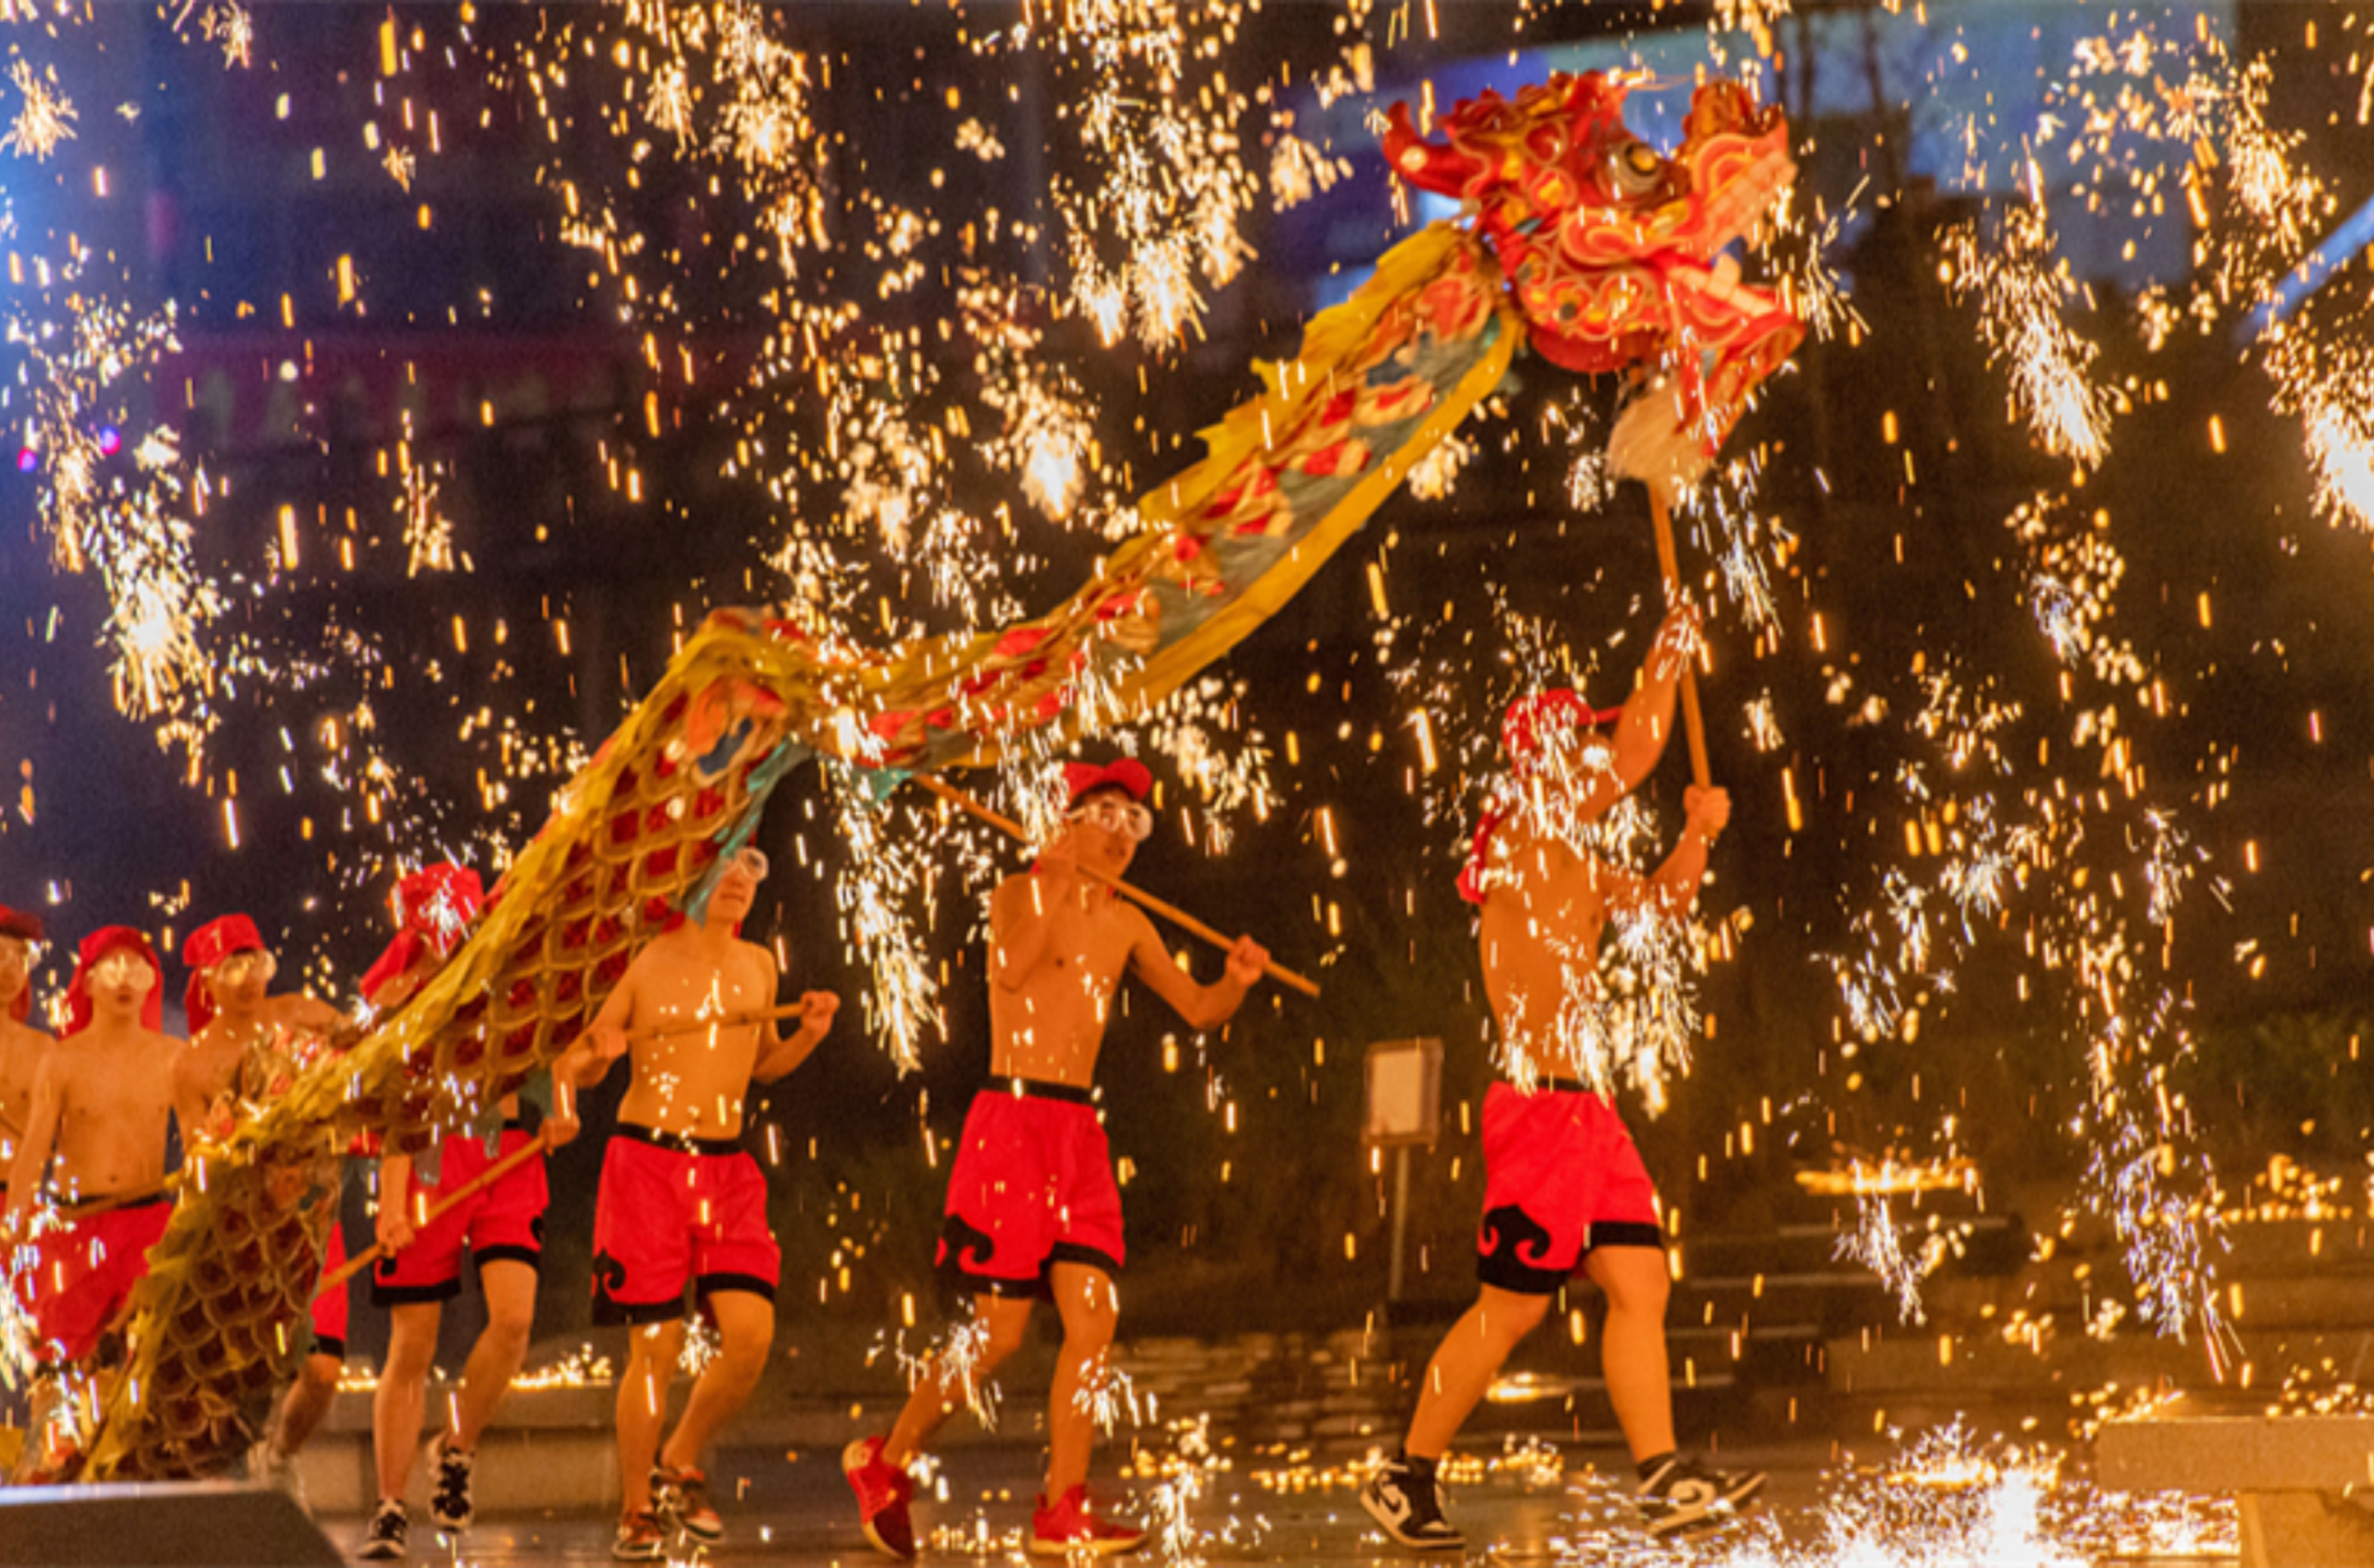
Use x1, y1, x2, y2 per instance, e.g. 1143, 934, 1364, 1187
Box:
303, 1440, 1815, 1565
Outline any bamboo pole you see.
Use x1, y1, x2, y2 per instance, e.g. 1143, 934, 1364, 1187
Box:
1647, 490, 1712, 791
910, 773, 1322, 999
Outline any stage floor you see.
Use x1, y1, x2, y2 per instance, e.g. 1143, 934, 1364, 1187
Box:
301, 1437, 2231, 1566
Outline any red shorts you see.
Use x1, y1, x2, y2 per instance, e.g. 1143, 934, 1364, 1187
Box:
372, 1124, 548, 1306
1476, 1080, 1663, 1295
936, 1081, 1125, 1297
19, 1195, 173, 1364
591, 1125, 779, 1326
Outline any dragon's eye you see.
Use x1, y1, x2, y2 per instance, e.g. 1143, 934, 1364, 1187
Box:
1607, 140, 1664, 196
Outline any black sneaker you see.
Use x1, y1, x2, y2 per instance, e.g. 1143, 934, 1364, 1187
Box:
357, 1498, 408, 1561
428, 1434, 474, 1533
1359, 1455, 1465, 1552
652, 1463, 724, 1543
1635, 1455, 1764, 1538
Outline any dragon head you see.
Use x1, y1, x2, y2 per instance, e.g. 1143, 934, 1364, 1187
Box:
1384, 71, 1804, 494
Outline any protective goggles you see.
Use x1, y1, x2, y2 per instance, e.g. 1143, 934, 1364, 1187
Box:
1067, 798, 1154, 843
0, 936, 36, 975
209, 949, 278, 988
90, 952, 157, 993
725, 846, 770, 882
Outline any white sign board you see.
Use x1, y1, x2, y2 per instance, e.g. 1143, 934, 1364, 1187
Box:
1363, 1037, 1442, 1147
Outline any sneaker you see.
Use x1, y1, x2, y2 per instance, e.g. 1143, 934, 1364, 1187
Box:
428, 1433, 474, 1533
1360, 1455, 1465, 1552
250, 1442, 311, 1516
610, 1509, 665, 1561
843, 1436, 919, 1561
357, 1498, 408, 1561
652, 1462, 724, 1543
1029, 1485, 1144, 1557
1635, 1455, 1765, 1538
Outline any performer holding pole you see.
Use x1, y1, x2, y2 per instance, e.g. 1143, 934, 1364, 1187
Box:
844, 758, 1272, 1561
172, 913, 349, 1501
357, 864, 576, 1561
2, 928, 182, 1481
0, 904, 55, 1218
1360, 605, 1763, 1550
551, 844, 840, 1561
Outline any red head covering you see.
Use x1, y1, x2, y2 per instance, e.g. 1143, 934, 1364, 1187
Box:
181, 914, 265, 1037
361, 863, 484, 1008
1457, 689, 1622, 905
0, 904, 41, 1025
1063, 757, 1153, 807
66, 926, 164, 1037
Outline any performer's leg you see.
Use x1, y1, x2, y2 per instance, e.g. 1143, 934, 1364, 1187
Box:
658, 1290, 772, 1474
1044, 1263, 1117, 1498
448, 1259, 536, 1451
881, 1291, 1033, 1467
273, 1352, 342, 1457
617, 1318, 683, 1518
1582, 1244, 1675, 1463
373, 1302, 442, 1502
1403, 1285, 1552, 1461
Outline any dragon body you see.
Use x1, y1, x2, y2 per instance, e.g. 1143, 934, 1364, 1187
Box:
76, 70, 1800, 1478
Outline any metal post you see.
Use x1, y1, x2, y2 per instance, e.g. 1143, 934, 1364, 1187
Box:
1387, 1144, 1412, 1305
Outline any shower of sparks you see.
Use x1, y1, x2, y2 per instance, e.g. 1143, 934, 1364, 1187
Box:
828, 765, 938, 1074
1940, 203, 2118, 469
887, 1318, 1002, 1432
8, 297, 220, 736
177, 1, 255, 70
2, 59, 76, 160
1027, 0, 1258, 351
1834, 1189, 1948, 1325
399, 458, 455, 577
1267, 122, 1350, 211
2005, 494, 2145, 687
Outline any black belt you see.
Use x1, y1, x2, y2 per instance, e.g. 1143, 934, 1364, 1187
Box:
619, 1121, 742, 1158
991, 1078, 1095, 1106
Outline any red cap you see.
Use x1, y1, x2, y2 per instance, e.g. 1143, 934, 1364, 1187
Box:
1502, 688, 1621, 775
1458, 690, 1622, 905
0, 904, 40, 1024
182, 914, 265, 1037
361, 863, 483, 1008
66, 926, 164, 1037
1062, 757, 1152, 807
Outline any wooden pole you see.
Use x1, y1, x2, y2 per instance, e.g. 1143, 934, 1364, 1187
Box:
318, 1133, 550, 1295
909, 773, 1322, 999
1647, 490, 1712, 791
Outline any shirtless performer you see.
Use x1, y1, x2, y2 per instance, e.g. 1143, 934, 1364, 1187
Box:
354, 862, 574, 1562
1360, 606, 1763, 1550
0, 904, 54, 1215
172, 913, 349, 1501
4, 927, 182, 1479
554, 845, 838, 1561
844, 759, 1270, 1561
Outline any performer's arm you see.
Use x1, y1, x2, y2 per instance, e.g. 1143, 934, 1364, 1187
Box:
753, 955, 838, 1083
1125, 909, 1268, 1032
3, 1058, 62, 1229
1614, 784, 1728, 917
376, 1152, 417, 1255
168, 1051, 222, 1154
1605, 603, 1698, 796
266, 991, 347, 1038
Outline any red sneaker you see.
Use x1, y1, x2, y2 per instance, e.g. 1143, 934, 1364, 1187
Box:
1029, 1486, 1144, 1557
842, 1436, 918, 1561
